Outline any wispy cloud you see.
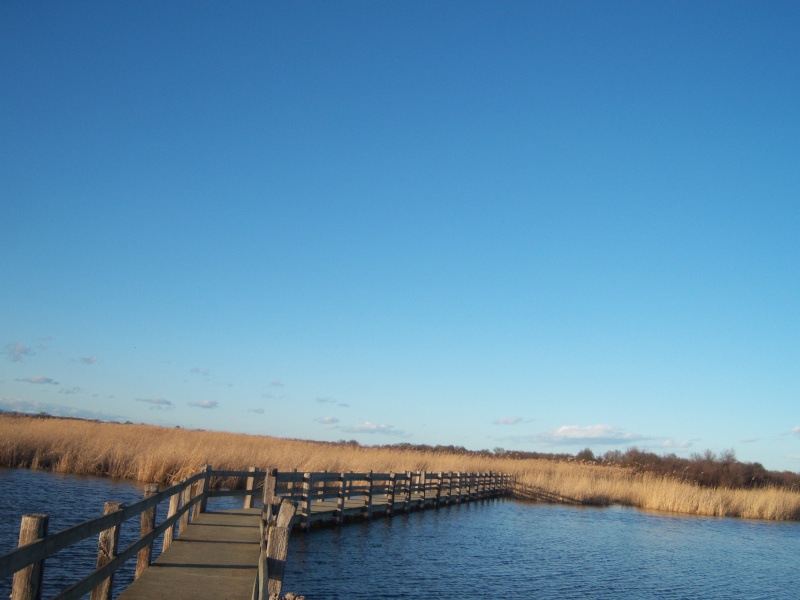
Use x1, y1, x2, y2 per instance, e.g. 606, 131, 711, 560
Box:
6, 342, 34, 362
494, 416, 523, 425
59, 386, 83, 395
740, 437, 761, 444
189, 400, 219, 409
0, 396, 125, 421
792, 425, 800, 437
135, 397, 173, 410
315, 416, 339, 425
81, 355, 98, 365
315, 397, 337, 404
16, 376, 59, 385
248, 407, 265, 414
534, 424, 647, 445
190, 367, 210, 377
271, 380, 284, 387
340, 421, 407, 436
661, 438, 693, 449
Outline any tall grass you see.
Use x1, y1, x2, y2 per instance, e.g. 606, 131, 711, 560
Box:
2, 414, 799, 521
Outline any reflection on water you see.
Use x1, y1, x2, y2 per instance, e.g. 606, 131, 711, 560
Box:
3, 469, 800, 599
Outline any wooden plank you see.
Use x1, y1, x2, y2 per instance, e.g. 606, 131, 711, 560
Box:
117, 508, 261, 600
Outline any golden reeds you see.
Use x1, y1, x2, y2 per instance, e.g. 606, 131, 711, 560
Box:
2, 414, 798, 521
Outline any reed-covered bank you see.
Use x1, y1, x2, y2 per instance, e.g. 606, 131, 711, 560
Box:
2, 413, 799, 521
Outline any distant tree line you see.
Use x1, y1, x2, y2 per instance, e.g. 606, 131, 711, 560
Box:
356, 440, 800, 491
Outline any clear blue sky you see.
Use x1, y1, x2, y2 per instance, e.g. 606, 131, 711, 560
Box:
2, 2, 798, 471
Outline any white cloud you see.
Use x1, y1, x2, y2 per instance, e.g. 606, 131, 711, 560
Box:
189, 400, 219, 409
135, 397, 173, 409
315, 416, 339, 425
494, 416, 523, 425
340, 421, 407, 436
792, 426, 800, 436
81, 355, 98, 365
16, 376, 59, 385
6, 342, 34, 362
535, 424, 646, 445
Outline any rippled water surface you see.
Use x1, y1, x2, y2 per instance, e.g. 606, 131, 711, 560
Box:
3, 469, 799, 599
283, 498, 800, 599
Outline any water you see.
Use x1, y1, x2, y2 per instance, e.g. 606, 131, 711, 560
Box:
0, 468, 238, 599
283, 498, 800, 599
2, 470, 799, 599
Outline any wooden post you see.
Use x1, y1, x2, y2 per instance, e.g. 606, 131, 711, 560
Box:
364, 471, 373, 520
404, 471, 412, 512
179, 483, 193, 531
135, 484, 159, 580
91, 502, 124, 600
266, 499, 298, 600
335, 473, 346, 524
387, 472, 396, 515
11, 514, 48, 600
198, 464, 211, 514
435, 472, 443, 508
162, 492, 180, 552
244, 466, 259, 509
263, 468, 278, 508
301, 472, 312, 532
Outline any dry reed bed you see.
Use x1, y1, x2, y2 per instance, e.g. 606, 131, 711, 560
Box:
2, 414, 799, 521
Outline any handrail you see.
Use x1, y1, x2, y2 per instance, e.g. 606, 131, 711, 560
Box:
1, 467, 513, 600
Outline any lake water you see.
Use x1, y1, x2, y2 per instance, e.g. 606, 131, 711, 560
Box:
2, 469, 799, 599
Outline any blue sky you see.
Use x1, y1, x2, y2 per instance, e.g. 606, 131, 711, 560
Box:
2, 2, 799, 471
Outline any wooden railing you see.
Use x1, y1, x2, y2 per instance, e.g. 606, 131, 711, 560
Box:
0, 468, 513, 600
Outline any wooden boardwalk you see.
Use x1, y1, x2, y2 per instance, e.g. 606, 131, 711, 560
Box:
117, 508, 262, 600
1, 469, 513, 600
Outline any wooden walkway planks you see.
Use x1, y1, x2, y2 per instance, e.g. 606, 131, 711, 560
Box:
116, 508, 262, 600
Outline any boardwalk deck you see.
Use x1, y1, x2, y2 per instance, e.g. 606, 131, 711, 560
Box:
116, 508, 261, 600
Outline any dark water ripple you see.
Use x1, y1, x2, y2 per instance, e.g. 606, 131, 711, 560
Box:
283, 499, 800, 600
3, 470, 799, 599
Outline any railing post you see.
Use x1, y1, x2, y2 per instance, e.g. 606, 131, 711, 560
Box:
265, 499, 298, 600
301, 472, 312, 532
11, 513, 48, 600
435, 472, 443, 508
135, 484, 159, 580
244, 466, 259, 509
91, 502, 124, 600
199, 464, 212, 514
387, 472, 397, 515
263, 467, 278, 508
162, 491, 180, 552
404, 471, 413, 512
336, 473, 346, 524
364, 471, 373, 520
179, 482, 193, 531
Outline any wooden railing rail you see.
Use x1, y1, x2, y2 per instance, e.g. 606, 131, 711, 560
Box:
2, 467, 513, 600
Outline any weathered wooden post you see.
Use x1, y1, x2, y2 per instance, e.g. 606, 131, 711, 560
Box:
179, 483, 193, 531
387, 472, 397, 515
266, 499, 298, 600
11, 513, 48, 600
301, 472, 312, 532
162, 491, 180, 552
364, 471, 373, 520
335, 473, 346, 524
263, 468, 278, 508
198, 464, 212, 515
91, 502, 124, 600
135, 484, 159, 580
435, 472, 443, 508
404, 471, 413, 512
244, 466, 259, 509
